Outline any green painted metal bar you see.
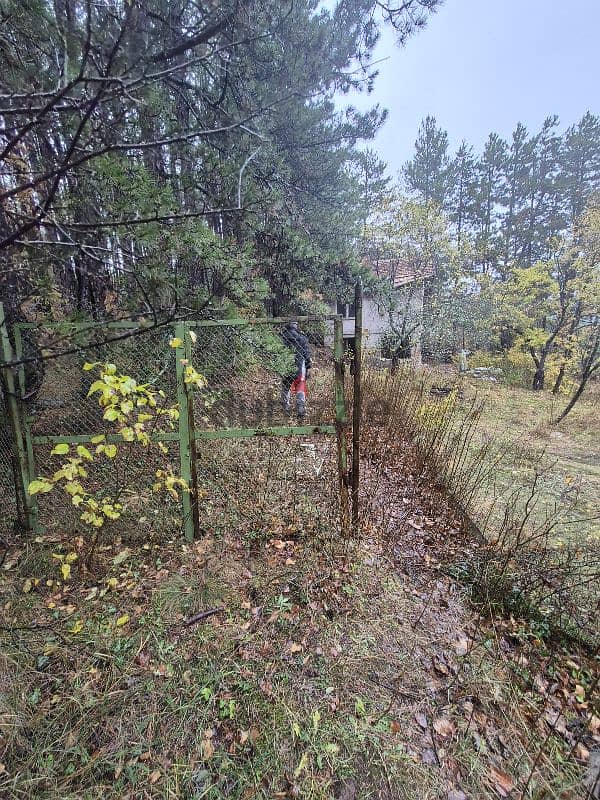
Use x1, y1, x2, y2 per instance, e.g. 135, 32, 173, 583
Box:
334, 317, 350, 541
31, 432, 180, 445
194, 425, 336, 440
187, 315, 341, 328
174, 322, 196, 541
0, 303, 36, 532
17, 320, 147, 330
183, 323, 201, 540
351, 278, 363, 533
13, 325, 38, 531
17, 315, 342, 331
31, 426, 337, 445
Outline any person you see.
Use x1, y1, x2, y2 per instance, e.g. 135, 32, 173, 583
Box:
281, 321, 312, 418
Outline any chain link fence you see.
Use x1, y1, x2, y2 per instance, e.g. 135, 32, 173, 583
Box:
0, 311, 351, 545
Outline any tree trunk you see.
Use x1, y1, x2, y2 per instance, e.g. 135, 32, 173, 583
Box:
555, 329, 600, 422
532, 362, 545, 391
554, 378, 587, 423
552, 364, 565, 395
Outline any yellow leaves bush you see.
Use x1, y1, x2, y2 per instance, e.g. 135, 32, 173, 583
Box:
27, 360, 192, 533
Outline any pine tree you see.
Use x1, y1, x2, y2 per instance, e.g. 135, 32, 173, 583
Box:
473, 133, 507, 274
519, 116, 563, 267
501, 122, 532, 271
403, 116, 449, 206
447, 141, 477, 249
353, 148, 391, 232
561, 112, 600, 225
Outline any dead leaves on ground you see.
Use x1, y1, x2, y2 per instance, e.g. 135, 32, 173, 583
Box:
488, 766, 514, 797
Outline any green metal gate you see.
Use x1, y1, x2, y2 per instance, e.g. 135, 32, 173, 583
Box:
1, 308, 358, 543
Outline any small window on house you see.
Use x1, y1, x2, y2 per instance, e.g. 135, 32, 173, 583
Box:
336, 301, 355, 319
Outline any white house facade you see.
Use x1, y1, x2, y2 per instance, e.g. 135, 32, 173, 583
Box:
325, 259, 432, 360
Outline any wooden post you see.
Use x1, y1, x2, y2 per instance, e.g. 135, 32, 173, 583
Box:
333, 316, 349, 540
13, 324, 38, 530
0, 303, 36, 532
351, 278, 363, 533
175, 322, 201, 541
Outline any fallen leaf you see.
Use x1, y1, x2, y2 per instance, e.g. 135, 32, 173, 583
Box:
249, 727, 260, 743
113, 549, 130, 566
454, 636, 469, 656
575, 743, 590, 762
116, 614, 129, 627
390, 720, 401, 733
149, 769, 161, 784
544, 709, 568, 737
289, 642, 302, 654
135, 651, 151, 668
489, 766, 514, 797
421, 748, 437, 765
415, 712, 428, 729
201, 738, 215, 760
433, 717, 455, 737
433, 655, 450, 676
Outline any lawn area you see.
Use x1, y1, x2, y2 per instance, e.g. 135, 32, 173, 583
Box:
443, 370, 600, 546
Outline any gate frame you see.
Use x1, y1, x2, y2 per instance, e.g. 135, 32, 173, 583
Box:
2, 308, 358, 542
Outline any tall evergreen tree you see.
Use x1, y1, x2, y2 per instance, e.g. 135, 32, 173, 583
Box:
447, 141, 477, 249
473, 133, 507, 274
403, 115, 449, 206
519, 116, 563, 267
501, 122, 532, 270
561, 112, 600, 225
352, 148, 391, 231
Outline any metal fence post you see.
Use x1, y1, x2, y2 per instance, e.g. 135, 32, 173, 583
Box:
175, 322, 201, 541
334, 316, 349, 540
351, 278, 363, 533
0, 303, 36, 533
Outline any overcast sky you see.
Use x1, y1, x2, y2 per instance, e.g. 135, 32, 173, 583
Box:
349, 0, 599, 177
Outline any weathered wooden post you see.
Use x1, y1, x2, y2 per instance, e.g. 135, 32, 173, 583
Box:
0, 303, 36, 532
174, 321, 201, 541
351, 278, 363, 534
334, 316, 349, 540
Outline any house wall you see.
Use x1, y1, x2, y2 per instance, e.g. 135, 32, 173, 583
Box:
325, 286, 424, 361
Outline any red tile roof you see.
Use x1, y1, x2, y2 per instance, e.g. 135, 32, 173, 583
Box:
366, 258, 434, 288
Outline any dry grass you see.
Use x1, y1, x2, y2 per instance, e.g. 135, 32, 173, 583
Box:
0, 484, 594, 799
438, 367, 600, 545
0, 359, 597, 799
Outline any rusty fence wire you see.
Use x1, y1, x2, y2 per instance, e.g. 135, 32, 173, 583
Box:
0, 311, 351, 546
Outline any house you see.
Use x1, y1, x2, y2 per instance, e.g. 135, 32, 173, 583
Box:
326, 258, 434, 361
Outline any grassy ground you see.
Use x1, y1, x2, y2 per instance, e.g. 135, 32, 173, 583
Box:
431, 368, 600, 546
1, 459, 596, 799
1, 361, 597, 799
